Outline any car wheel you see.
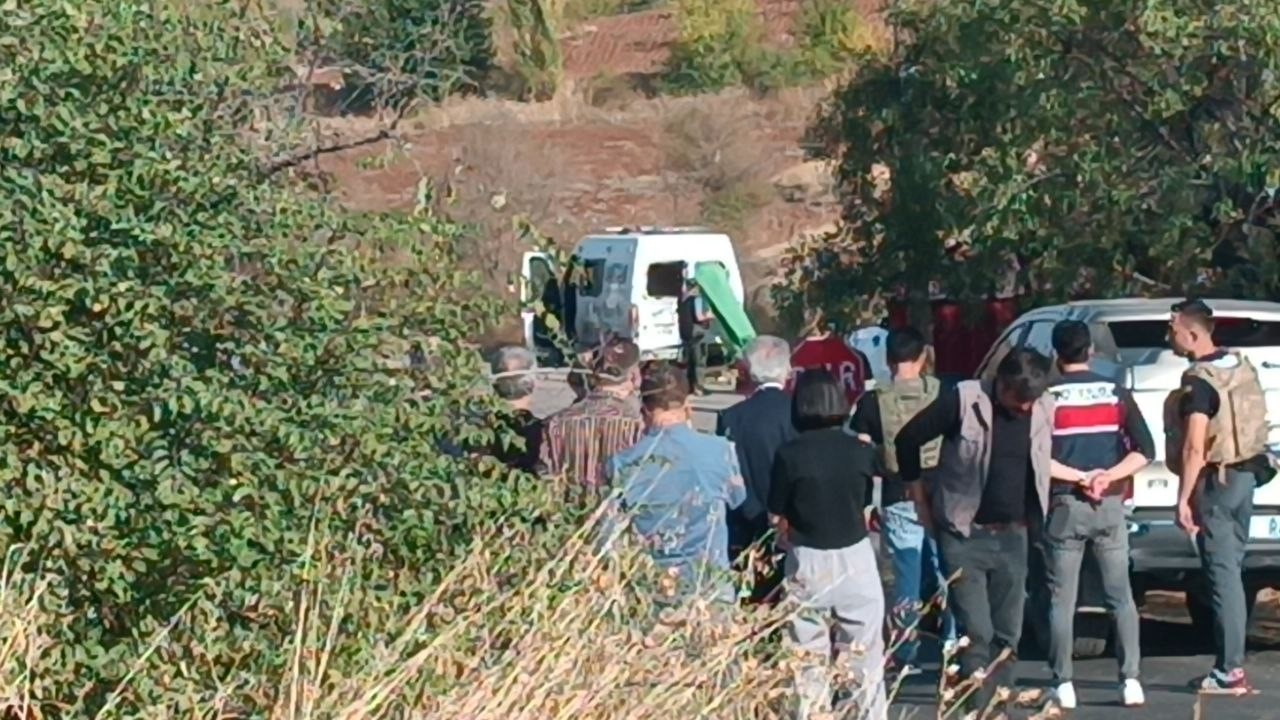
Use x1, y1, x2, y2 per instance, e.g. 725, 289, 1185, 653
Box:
1186, 591, 1215, 637
1072, 613, 1111, 659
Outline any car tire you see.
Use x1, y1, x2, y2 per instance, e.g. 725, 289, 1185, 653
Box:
1072, 613, 1111, 659
1025, 608, 1112, 659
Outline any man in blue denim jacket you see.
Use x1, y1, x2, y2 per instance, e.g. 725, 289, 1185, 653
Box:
601, 362, 747, 605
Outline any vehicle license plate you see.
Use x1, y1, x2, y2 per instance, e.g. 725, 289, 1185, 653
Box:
1249, 515, 1280, 540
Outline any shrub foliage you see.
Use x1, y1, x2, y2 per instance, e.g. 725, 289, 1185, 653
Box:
0, 1, 554, 713
782, 0, 1280, 321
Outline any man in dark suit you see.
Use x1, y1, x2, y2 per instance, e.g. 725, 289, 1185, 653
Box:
716, 335, 797, 604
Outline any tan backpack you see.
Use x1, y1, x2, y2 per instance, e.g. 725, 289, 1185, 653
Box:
879, 376, 942, 473
1164, 352, 1268, 474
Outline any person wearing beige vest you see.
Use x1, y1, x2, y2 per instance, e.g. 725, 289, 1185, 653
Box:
895, 349, 1055, 718
1166, 299, 1273, 695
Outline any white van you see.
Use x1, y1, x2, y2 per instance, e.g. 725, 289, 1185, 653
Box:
520, 228, 746, 363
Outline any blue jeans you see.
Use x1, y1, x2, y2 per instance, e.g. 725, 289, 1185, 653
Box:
883, 501, 956, 666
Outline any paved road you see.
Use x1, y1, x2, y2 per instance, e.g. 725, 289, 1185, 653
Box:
532, 372, 1280, 719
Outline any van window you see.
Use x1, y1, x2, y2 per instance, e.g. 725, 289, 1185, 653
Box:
573, 259, 606, 298
1108, 318, 1280, 350
977, 323, 1030, 382
646, 261, 686, 298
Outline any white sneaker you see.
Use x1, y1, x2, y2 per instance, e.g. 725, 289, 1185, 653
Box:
1053, 681, 1077, 710
1121, 679, 1146, 707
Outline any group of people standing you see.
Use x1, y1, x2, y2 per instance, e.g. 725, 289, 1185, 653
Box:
483, 298, 1269, 719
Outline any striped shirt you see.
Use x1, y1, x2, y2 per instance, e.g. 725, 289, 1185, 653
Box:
540, 391, 645, 487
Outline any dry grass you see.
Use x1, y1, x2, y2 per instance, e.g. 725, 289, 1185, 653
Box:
0, 501, 1065, 720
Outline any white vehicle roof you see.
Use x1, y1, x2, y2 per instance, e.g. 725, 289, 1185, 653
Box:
1023, 297, 1280, 322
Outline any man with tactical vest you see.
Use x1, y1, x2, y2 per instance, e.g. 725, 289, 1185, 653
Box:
850, 327, 957, 674
895, 348, 1055, 718
1042, 320, 1155, 710
1167, 299, 1273, 694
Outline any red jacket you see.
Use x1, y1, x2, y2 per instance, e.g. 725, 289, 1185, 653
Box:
786, 336, 868, 405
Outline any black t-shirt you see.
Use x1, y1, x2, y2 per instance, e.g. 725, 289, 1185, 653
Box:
973, 402, 1035, 525
894, 386, 1036, 525
767, 428, 877, 549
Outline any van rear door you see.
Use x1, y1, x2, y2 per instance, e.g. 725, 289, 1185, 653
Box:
639, 260, 685, 356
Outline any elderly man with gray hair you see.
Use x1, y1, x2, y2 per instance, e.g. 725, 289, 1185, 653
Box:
716, 335, 798, 604
485, 345, 544, 473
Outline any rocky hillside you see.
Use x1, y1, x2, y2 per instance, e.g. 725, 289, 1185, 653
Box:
312, 0, 882, 339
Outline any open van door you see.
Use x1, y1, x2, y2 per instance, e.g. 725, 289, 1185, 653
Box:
520, 251, 562, 363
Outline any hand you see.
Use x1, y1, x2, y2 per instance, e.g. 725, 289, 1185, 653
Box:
1083, 471, 1110, 502
1176, 500, 1199, 537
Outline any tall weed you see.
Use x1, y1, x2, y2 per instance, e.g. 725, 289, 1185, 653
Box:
505, 0, 565, 100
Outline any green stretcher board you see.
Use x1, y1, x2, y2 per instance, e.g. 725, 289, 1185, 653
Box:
694, 262, 755, 360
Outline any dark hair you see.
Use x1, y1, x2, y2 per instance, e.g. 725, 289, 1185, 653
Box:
1051, 320, 1091, 365
995, 348, 1052, 403
886, 326, 927, 365
593, 338, 640, 385
790, 369, 850, 431
640, 361, 689, 410
1172, 298, 1214, 331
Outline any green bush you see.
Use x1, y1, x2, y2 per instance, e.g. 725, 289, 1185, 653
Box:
506, 0, 565, 101
794, 0, 880, 77
661, 0, 779, 94
327, 0, 493, 107
0, 1, 559, 713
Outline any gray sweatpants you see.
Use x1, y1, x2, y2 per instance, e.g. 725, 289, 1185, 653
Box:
1043, 494, 1141, 683
785, 539, 887, 720
1197, 467, 1257, 674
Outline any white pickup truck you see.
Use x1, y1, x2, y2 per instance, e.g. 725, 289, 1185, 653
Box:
974, 298, 1280, 657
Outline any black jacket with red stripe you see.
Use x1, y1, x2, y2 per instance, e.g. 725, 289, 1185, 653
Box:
1048, 369, 1156, 495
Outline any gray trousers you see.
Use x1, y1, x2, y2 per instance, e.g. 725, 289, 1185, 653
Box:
1196, 467, 1256, 673
1043, 495, 1141, 682
785, 539, 887, 720
939, 526, 1028, 714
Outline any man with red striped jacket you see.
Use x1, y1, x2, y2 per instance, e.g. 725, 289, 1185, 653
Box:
1043, 320, 1156, 711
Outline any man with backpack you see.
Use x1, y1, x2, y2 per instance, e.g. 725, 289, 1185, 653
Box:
850, 327, 956, 675
1167, 299, 1274, 694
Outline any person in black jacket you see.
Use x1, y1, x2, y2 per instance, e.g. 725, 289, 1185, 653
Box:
770, 369, 886, 719
715, 335, 797, 603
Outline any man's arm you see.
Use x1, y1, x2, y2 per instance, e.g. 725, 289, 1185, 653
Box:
1176, 377, 1218, 534
767, 452, 794, 546
896, 389, 961, 533
1050, 459, 1093, 484
724, 442, 748, 510
1094, 388, 1157, 488
894, 388, 961, 483
848, 390, 883, 445
1178, 413, 1209, 534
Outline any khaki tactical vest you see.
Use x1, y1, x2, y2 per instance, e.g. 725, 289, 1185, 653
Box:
878, 376, 942, 473
1164, 351, 1268, 474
